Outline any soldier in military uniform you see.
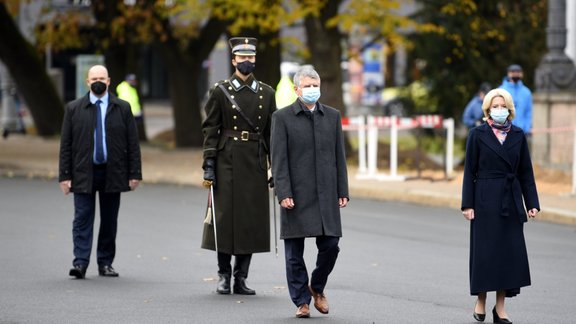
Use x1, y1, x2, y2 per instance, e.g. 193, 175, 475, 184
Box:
201, 37, 276, 295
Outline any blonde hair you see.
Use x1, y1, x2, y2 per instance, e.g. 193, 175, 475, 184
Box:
482, 88, 516, 121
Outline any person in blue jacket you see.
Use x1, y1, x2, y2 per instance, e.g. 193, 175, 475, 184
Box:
500, 64, 532, 134
462, 82, 492, 129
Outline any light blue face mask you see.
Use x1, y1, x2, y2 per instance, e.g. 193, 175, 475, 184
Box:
489, 109, 509, 124
300, 87, 321, 104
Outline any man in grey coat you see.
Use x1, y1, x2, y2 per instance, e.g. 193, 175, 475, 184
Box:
271, 66, 349, 318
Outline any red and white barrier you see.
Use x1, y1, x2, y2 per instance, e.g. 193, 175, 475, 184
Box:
342, 115, 454, 181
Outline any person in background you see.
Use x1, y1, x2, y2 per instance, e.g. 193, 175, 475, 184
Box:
116, 73, 146, 141
462, 82, 492, 129
275, 64, 298, 109
59, 65, 142, 279
500, 64, 532, 134
271, 66, 349, 318
461, 88, 539, 324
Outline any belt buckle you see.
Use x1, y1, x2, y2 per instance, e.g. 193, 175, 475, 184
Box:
241, 131, 249, 141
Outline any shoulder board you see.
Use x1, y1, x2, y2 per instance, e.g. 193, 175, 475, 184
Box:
212, 79, 229, 90
258, 81, 274, 90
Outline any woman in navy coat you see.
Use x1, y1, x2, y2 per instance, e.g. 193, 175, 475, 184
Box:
461, 88, 539, 323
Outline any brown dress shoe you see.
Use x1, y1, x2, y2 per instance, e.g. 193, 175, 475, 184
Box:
309, 286, 329, 314
296, 304, 310, 318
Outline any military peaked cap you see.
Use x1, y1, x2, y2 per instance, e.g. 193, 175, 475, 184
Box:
229, 37, 257, 56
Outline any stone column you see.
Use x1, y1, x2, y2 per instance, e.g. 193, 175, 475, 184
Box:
534, 0, 576, 170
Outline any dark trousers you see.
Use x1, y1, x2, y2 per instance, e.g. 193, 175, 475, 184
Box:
72, 167, 121, 267
284, 236, 340, 307
217, 252, 252, 279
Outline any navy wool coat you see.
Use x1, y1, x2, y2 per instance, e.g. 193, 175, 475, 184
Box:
271, 100, 349, 239
461, 123, 539, 297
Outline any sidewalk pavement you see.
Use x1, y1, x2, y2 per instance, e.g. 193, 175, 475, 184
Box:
1, 134, 574, 225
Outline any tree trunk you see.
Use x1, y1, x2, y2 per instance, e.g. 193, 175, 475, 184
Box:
304, 1, 345, 114
156, 17, 227, 148
0, 3, 63, 136
157, 42, 204, 147
304, 1, 351, 154
254, 31, 282, 88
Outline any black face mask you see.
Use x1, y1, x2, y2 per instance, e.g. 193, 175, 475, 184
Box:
90, 81, 107, 95
237, 61, 256, 76
510, 76, 521, 83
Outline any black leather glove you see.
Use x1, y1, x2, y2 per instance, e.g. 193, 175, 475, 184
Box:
202, 158, 216, 185
268, 177, 274, 188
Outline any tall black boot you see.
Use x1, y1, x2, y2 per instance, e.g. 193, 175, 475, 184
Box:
217, 252, 232, 294
217, 273, 231, 294
233, 254, 255, 295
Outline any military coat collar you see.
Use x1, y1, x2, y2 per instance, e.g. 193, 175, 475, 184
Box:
228, 74, 259, 93
476, 122, 523, 166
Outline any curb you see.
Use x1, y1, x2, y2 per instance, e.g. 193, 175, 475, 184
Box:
2, 166, 575, 226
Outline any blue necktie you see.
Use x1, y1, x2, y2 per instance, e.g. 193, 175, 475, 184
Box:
95, 100, 105, 164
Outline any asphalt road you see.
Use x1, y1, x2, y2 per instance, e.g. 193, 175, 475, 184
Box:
1, 178, 575, 323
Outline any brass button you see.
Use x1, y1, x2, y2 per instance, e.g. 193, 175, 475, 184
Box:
259, 105, 262, 109
233, 116, 237, 119
259, 95, 263, 99
258, 116, 261, 119
255, 126, 260, 130
234, 137, 238, 141
233, 126, 238, 130
232, 105, 236, 108
228, 86, 232, 90
231, 95, 235, 99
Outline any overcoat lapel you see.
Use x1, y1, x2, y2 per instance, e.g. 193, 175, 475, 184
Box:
477, 123, 512, 166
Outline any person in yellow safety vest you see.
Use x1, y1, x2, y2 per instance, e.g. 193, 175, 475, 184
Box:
116, 74, 146, 141
275, 75, 298, 109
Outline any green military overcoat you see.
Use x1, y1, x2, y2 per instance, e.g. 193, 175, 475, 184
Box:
201, 74, 276, 254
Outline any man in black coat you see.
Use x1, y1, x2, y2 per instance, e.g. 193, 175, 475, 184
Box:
271, 66, 349, 318
59, 65, 142, 279
201, 37, 276, 295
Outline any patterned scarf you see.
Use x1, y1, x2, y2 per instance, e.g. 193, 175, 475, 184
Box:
487, 118, 512, 144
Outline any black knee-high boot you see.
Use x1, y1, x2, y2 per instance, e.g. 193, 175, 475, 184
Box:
216, 252, 232, 294
233, 254, 255, 295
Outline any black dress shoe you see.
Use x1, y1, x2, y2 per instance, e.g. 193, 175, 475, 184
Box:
216, 274, 231, 294
233, 277, 255, 295
69, 265, 87, 279
98, 265, 119, 277
474, 299, 486, 322
492, 307, 512, 324
474, 312, 486, 322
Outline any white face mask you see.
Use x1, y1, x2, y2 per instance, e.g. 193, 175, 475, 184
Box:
300, 87, 321, 104
489, 109, 509, 124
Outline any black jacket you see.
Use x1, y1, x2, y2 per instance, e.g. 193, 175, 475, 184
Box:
59, 93, 142, 193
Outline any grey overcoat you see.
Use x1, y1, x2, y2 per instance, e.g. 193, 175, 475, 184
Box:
271, 100, 349, 239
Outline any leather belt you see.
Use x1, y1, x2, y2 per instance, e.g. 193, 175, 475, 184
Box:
222, 129, 260, 142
